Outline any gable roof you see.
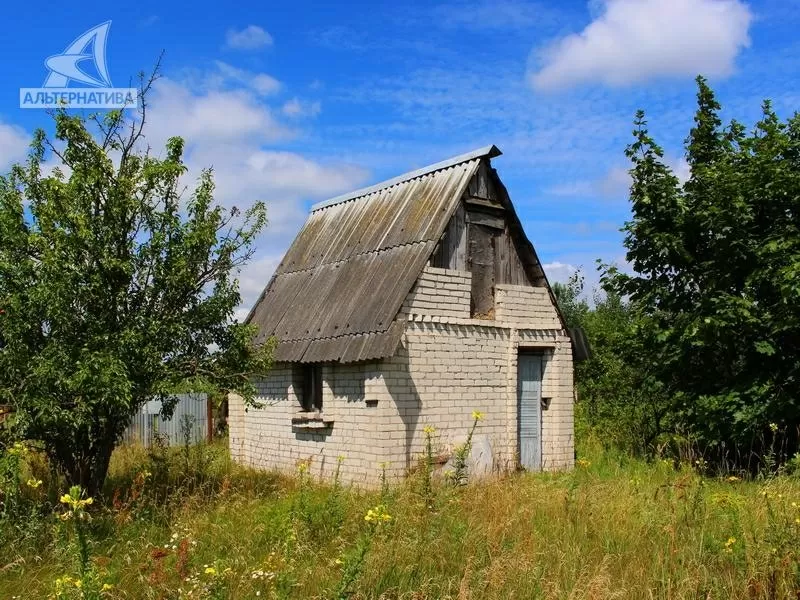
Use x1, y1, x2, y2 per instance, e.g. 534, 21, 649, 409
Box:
247, 146, 502, 363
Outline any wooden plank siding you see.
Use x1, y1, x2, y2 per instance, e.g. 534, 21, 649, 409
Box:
428, 161, 545, 318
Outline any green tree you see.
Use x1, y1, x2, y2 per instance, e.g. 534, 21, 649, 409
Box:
603, 77, 800, 465
554, 273, 670, 453
0, 77, 273, 494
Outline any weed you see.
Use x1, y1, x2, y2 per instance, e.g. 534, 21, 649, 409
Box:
450, 411, 484, 486
421, 425, 435, 510
3, 439, 800, 599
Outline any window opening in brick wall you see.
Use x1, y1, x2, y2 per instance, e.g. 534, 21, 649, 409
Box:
296, 364, 323, 412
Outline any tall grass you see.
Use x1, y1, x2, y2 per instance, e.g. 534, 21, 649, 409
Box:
1, 438, 799, 599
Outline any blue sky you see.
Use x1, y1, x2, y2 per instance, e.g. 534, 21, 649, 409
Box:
1, 0, 799, 314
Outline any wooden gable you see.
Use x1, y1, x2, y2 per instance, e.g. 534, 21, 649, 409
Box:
430, 161, 550, 316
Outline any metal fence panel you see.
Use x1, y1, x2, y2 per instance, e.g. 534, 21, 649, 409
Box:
122, 394, 208, 447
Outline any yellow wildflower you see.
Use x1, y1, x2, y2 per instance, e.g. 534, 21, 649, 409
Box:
337, 454, 346, 463
423, 425, 436, 435
74, 580, 82, 588
8, 442, 27, 456
297, 461, 309, 474
102, 583, 113, 591
364, 504, 392, 523
576, 458, 591, 468
26, 478, 43, 489
769, 422, 779, 432
471, 410, 485, 421
60, 492, 93, 510
204, 566, 217, 575
54, 575, 75, 594
724, 537, 736, 553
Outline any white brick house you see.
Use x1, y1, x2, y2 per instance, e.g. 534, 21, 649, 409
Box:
229, 146, 577, 485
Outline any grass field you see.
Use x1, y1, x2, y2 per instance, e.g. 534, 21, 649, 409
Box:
1, 438, 799, 599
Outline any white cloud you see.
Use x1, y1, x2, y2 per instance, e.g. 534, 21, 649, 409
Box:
0, 122, 30, 170
547, 165, 630, 198
189, 146, 367, 234
543, 261, 579, 284
139, 15, 159, 28
234, 253, 284, 322
529, 0, 752, 91
142, 75, 369, 315
547, 155, 691, 198
145, 77, 367, 217
225, 25, 273, 50
282, 98, 322, 118
213, 61, 281, 96
145, 78, 290, 149
431, 0, 561, 31
669, 156, 691, 183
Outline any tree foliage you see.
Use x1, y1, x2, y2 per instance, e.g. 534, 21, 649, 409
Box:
602, 77, 800, 464
554, 274, 669, 453
0, 77, 273, 493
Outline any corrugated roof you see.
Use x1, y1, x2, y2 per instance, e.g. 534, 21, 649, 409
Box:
311, 145, 501, 212
248, 146, 497, 363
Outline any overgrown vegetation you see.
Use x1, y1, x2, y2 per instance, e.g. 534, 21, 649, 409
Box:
556, 77, 800, 469
0, 71, 272, 494
2, 439, 800, 599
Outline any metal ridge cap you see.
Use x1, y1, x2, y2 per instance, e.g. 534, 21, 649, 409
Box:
310, 144, 501, 212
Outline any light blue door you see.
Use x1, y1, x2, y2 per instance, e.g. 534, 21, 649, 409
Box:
517, 353, 542, 471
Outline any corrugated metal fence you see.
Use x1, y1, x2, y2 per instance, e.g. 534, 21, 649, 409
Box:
122, 394, 209, 447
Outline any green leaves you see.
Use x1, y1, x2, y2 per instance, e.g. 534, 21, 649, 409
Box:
602, 77, 800, 462
0, 81, 272, 493
754, 341, 776, 357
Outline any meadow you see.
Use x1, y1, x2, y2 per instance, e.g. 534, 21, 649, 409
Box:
1, 435, 799, 600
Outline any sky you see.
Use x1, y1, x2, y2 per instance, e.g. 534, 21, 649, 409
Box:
2, 0, 799, 317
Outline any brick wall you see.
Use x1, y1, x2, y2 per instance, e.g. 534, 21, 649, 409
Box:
382, 322, 516, 477
230, 363, 401, 484
495, 284, 561, 328
230, 266, 574, 485
399, 266, 471, 319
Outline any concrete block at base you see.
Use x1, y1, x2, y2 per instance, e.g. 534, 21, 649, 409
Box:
443, 434, 495, 483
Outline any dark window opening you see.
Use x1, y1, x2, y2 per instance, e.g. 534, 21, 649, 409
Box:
297, 364, 323, 412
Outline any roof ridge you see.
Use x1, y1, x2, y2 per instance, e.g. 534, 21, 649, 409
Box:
310, 144, 501, 212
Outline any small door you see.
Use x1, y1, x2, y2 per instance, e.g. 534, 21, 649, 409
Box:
517, 353, 542, 470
